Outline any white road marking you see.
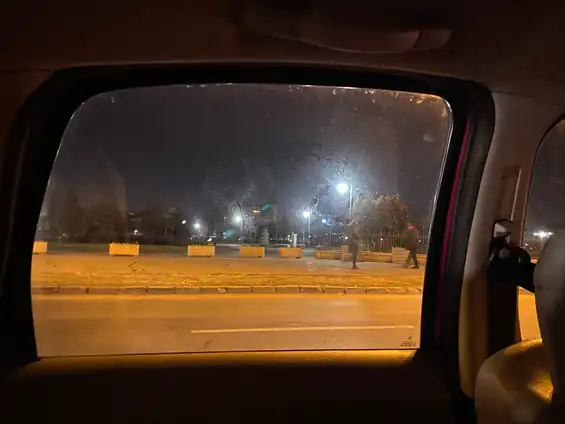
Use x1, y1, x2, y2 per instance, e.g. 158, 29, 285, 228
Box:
191, 325, 414, 334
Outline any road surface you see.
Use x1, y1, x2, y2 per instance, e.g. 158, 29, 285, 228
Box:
32, 254, 423, 289
33, 293, 540, 357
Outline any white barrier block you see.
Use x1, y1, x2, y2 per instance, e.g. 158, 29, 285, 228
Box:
240, 246, 265, 258
187, 245, 215, 257
280, 247, 303, 258
109, 243, 139, 256
33, 241, 48, 254
392, 247, 409, 264
315, 250, 340, 260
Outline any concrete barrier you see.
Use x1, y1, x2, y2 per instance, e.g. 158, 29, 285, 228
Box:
187, 245, 215, 257
391, 248, 427, 266
358, 251, 391, 263
315, 250, 341, 260
316, 249, 427, 265
340, 245, 349, 261
33, 241, 48, 254
240, 246, 265, 258
392, 247, 408, 264
280, 247, 303, 259
109, 243, 139, 256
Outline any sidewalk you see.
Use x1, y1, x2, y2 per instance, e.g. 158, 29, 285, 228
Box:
31, 254, 425, 294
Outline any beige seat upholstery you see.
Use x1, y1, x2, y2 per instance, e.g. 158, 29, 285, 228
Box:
475, 339, 551, 424
475, 232, 565, 424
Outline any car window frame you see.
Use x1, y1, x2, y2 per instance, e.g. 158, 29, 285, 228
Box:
0, 65, 494, 393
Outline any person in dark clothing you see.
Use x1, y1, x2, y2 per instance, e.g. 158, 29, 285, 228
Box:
350, 231, 360, 269
401, 224, 420, 269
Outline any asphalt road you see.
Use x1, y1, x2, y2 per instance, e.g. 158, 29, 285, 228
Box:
32, 254, 424, 289
33, 293, 541, 357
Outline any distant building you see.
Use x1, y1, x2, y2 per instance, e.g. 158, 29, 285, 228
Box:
243, 203, 278, 228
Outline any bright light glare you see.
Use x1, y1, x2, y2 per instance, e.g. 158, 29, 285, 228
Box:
321, 218, 327, 224
193, 222, 201, 229
235, 215, 242, 223
181, 220, 187, 224
337, 183, 349, 194
533, 231, 553, 239
302, 210, 310, 218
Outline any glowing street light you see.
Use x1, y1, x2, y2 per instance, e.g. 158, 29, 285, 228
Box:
302, 209, 311, 246
193, 222, 201, 229
181, 220, 187, 225
234, 214, 244, 243
336, 182, 349, 194
533, 230, 553, 240
321, 218, 327, 224
336, 182, 353, 220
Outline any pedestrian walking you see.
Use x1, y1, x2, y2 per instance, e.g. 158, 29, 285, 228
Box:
350, 224, 361, 270
401, 223, 420, 269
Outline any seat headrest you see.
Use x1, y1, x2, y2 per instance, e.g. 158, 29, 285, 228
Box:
534, 231, 565, 404
535, 232, 565, 291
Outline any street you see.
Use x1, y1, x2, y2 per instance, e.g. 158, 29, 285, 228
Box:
33, 293, 541, 357
31, 254, 423, 290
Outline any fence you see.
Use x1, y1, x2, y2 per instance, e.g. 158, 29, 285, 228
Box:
358, 231, 429, 254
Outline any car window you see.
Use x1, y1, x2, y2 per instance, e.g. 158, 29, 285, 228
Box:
519, 120, 565, 341
32, 84, 451, 357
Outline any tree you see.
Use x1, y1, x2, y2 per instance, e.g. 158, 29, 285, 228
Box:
45, 185, 65, 239
61, 190, 86, 240
138, 204, 168, 244
84, 201, 125, 243
202, 159, 255, 228
44, 187, 86, 241
353, 194, 409, 249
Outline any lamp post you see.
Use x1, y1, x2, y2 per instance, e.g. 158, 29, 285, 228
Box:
337, 182, 353, 220
234, 214, 243, 243
322, 218, 332, 248
533, 230, 553, 255
302, 209, 311, 246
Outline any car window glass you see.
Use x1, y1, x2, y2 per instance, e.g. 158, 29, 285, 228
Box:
32, 84, 452, 356
519, 120, 565, 341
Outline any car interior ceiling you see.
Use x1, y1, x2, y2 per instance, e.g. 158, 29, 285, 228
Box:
2, 1, 565, 423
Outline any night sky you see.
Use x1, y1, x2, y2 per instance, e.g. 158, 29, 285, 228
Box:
47, 84, 452, 225
526, 120, 565, 234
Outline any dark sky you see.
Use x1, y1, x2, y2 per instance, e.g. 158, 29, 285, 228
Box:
526, 120, 565, 234
48, 84, 450, 225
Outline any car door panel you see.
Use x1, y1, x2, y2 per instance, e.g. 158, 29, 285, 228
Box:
1, 350, 456, 423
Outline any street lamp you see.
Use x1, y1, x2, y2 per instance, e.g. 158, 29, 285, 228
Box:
533, 230, 553, 255
302, 209, 311, 247
321, 218, 332, 247
234, 214, 244, 243
193, 221, 201, 239
336, 182, 349, 194
337, 182, 353, 220
533, 230, 553, 239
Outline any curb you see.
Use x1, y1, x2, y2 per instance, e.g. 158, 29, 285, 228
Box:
31, 285, 423, 295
